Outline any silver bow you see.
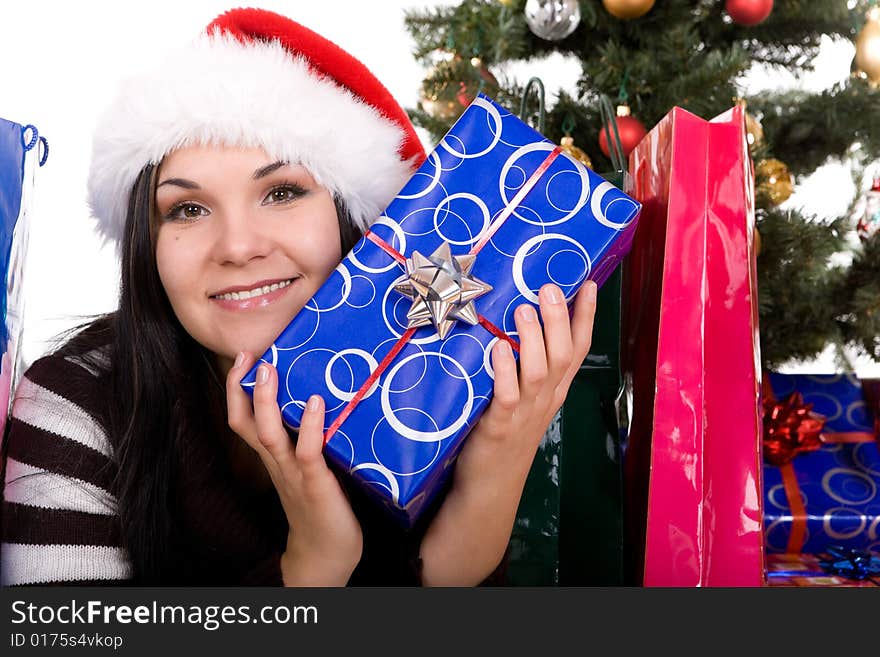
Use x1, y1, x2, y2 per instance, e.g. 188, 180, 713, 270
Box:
394, 242, 493, 340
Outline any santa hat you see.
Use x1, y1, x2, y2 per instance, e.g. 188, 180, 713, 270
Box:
88, 7, 426, 247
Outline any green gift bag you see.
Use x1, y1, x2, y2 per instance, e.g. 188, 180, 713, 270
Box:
506, 89, 629, 586
506, 265, 626, 586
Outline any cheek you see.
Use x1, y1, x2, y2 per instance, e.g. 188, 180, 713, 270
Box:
288, 218, 344, 281
155, 231, 194, 305
313, 230, 344, 275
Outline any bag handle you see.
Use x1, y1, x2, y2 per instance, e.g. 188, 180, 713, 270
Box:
21, 124, 49, 166
518, 77, 546, 133
598, 94, 626, 173
517, 79, 626, 173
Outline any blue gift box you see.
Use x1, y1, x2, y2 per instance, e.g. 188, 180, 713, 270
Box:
764, 373, 880, 554
241, 94, 642, 526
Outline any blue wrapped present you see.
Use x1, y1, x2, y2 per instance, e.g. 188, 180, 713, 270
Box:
242, 94, 642, 526
764, 373, 880, 554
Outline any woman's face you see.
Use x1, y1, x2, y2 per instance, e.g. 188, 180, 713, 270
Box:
154, 144, 342, 370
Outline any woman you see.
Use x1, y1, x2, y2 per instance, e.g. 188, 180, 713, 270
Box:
0, 7, 597, 586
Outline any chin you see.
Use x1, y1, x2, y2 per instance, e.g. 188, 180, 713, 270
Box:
238, 341, 272, 361
202, 325, 286, 367
208, 339, 272, 366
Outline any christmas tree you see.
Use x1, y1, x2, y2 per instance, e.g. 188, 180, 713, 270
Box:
404, 0, 880, 371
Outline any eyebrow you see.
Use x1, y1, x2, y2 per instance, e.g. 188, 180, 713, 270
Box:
156, 177, 200, 190
156, 160, 289, 189
253, 160, 288, 179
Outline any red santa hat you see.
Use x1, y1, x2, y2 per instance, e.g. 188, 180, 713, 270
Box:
88, 7, 426, 247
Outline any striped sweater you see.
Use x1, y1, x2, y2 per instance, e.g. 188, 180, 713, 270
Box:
1, 350, 132, 585
0, 349, 431, 586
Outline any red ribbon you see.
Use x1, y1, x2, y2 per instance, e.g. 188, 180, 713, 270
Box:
323, 146, 563, 444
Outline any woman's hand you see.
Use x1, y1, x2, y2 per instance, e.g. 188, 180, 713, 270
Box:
457, 280, 598, 489
420, 281, 598, 585
227, 353, 363, 586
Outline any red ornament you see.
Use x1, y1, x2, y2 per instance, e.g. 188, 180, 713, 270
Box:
725, 0, 773, 27
598, 105, 647, 157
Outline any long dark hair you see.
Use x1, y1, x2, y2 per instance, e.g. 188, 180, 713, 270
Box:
56, 164, 362, 583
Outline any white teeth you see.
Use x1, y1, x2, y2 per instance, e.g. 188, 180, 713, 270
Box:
214, 278, 294, 301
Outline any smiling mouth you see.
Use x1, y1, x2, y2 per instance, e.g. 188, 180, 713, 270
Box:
210, 278, 297, 301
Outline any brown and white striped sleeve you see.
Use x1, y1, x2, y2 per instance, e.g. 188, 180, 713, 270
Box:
0, 352, 132, 585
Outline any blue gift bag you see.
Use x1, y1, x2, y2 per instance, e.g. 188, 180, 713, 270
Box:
0, 118, 47, 433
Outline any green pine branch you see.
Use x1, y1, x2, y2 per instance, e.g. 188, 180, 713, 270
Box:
756, 208, 849, 368
835, 233, 880, 361
750, 80, 880, 175
406, 0, 880, 369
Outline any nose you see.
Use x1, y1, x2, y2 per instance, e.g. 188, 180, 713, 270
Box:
211, 207, 273, 266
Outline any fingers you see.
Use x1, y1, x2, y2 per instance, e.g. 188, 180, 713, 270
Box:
515, 283, 576, 404
226, 351, 260, 450
513, 302, 548, 400
481, 339, 520, 430
252, 362, 296, 471
563, 281, 598, 383
538, 284, 574, 384
296, 394, 331, 474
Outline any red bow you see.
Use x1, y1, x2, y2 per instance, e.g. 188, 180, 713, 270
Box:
762, 391, 826, 466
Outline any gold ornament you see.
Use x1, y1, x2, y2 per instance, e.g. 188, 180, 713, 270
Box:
854, 7, 880, 86
419, 89, 460, 121
754, 227, 762, 257
420, 55, 499, 121
602, 0, 655, 20
851, 53, 869, 81
735, 98, 764, 151
756, 158, 793, 206
745, 112, 764, 150
560, 135, 592, 168
394, 242, 493, 340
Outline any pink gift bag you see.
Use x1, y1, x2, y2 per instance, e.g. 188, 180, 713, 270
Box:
622, 105, 765, 586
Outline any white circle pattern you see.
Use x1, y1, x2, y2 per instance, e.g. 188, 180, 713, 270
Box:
380, 352, 474, 443
513, 234, 591, 303
325, 349, 380, 402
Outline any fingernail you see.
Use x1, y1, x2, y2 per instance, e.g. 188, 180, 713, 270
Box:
307, 395, 321, 411
257, 364, 269, 385
518, 304, 537, 323
586, 281, 597, 302
497, 339, 512, 356
544, 285, 564, 305
234, 351, 245, 368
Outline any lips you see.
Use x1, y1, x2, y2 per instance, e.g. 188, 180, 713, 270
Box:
209, 277, 299, 310
209, 277, 297, 300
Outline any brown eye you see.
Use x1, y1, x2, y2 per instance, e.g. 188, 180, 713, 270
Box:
263, 183, 307, 205
164, 202, 209, 222
271, 189, 293, 202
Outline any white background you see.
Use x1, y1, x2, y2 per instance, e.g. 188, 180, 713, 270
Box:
0, 0, 877, 376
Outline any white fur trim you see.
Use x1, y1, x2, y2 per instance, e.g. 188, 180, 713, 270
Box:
88, 34, 414, 247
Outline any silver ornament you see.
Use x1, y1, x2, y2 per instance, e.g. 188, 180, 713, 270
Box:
394, 242, 493, 340
524, 0, 581, 41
